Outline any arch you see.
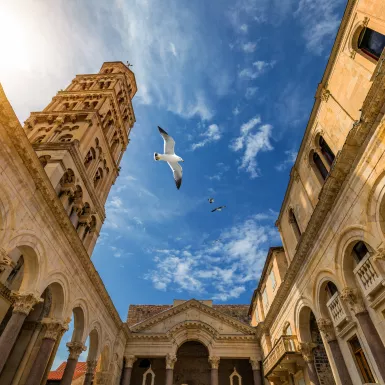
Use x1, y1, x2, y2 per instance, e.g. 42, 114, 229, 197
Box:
58, 134, 73, 143
93, 168, 103, 189
38, 155, 51, 168
38, 281, 66, 320
314, 272, 342, 319
84, 147, 96, 169
33, 135, 45, 144
358, 27, 385, 61
367, 169, 385, 241
294, 298, 319, 342
68, 298, 89, 343
85, 320, 102, 360
318, 135, 335, 167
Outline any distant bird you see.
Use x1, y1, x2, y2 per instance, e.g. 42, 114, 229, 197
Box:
211, 206, 226, 213
154, 126, 184, 189
208, 198, 214, 204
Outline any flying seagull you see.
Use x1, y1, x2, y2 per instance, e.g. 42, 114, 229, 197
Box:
211, 206, 226, 213
208, 198, 214, 204
154, 126, 184, 189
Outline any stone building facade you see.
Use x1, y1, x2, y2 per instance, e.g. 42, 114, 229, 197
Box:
0, 0, 385, 384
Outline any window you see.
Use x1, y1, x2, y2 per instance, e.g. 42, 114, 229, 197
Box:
262, 288, 269, 311
348, 335, 375, 383
319, 136, 335, 167
284, 323, 292, 336
269, 269, 276, 290
288, 208, 301, 241
34, 135, 45, 144
325, 282, 338, 300
58, 134, 73, 143
313, 152, 329, 180
358, 27, 385, 60
352, 241, 369, 264
230, 368, 242, 385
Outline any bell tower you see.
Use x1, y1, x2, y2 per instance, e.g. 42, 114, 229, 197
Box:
23, 62, 137, 256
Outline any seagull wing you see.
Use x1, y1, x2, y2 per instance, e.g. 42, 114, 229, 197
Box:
158, 126, 175, 154
211, 207, 218, 212
167, 162, 182, 189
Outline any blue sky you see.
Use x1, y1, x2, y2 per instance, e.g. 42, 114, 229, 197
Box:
0, 0, 345, 366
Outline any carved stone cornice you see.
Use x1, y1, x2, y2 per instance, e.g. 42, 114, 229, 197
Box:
124, 355, 136, 368
298, 342, 317, 362
11, 291, 43, 315
42, 318, 69, 341
262, 44, 385, 329
340, 287, 367, 315
208, 356, 220, 369
66, 341, 87, 360
166, 353, 177, 369
130, 299, 256, 335
316, 318, 336, 342
166, 320, 219, 340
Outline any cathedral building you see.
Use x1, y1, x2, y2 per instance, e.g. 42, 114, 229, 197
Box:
0, 0, 385, 384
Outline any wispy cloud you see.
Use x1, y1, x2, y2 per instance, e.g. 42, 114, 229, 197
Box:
230, 115, 273, 178
239, 60, 276, 79
245, 86, 258, 99
206, 162, 230, 181
191, 124, 222, 150
242, 42, 257, 53
145, 212, 280, 300
275, 150, 297, 171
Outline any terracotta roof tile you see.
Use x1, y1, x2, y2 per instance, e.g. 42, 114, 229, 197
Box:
48, 361, 88, 381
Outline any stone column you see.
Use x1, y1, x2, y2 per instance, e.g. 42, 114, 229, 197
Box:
249, 358, 262, 385
317, 318, 353, 385
25, 319, 68, 385
208, 356, 220, 385
83, 360, 97, 385
165, 353, 177, 385
94, 370, 110, 385
0, 291, 42, 374
60, 342, 87, 385
298, 342, 320, 385
341, 287, 385, 381
121, 355, 136, 385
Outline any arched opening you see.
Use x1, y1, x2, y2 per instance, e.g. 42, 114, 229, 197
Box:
93, 168, 103, 189
288, 208, 302, 241
312, 151, 329, 181
38, 155, 51, 169
174, 341, 210, 384
33, 135, 45, 144
298, 307, 336, 384
319, 136, 335, 167
84, 147, 96, 169
358, 27, 385, 61
58, 134, 73, 143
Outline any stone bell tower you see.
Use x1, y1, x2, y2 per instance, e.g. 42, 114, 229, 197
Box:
22, 62, 137, 256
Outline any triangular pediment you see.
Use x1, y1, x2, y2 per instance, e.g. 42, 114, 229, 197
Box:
129, 299, 255, 336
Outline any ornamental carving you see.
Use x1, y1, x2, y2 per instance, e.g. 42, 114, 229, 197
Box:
208, 356, 220, 369
86, 360, 98, 374
298, 342, 317, 362
166, 353, 177, 369
316, 318, 336, 342
43, 318, 69, 341
249, 358, 260, 370
124, 355, 137, 368
66, 341, 87, 359
340, 287, 366, 315
321, 88, 331, 102
11, 291, 43, 315
0, 249, 14, 272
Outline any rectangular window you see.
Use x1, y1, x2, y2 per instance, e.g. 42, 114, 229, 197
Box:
348, 335, 375, 383
262, 289, 269, 311
269, 269, 277, 290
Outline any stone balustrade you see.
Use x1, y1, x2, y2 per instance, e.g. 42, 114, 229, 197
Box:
353, 253, 385, 301
263, 335, 299, 375
326, 292, 350, 329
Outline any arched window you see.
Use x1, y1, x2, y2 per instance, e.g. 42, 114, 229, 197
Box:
142, 366, 155, 385
34, 135, 45, 144
6, 256, 24, 286
358, 27, 385, 60
84, 147, 96, 169
319, 136, 335, 167
230, 368, 242, 385
312, 152, 328, 180
111, 139, 119, 155
352, 241, 369, 264
58, 134, 73, 143
288, 208, 301, 241
325, 281, 338, 300
93, 168, 103, 188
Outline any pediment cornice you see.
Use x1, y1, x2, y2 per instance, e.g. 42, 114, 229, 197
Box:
129, 299, 255, 335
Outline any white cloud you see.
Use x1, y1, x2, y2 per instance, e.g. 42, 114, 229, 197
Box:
169, 42, 177, 57
191, 124, 222, 150
239, 60, 276, 79
240, 24, 248, 33
245, 87, 258, 99
242, 42, 257, 53
145, 212, 280, 301
206, 162, 230, 181
230, 115, 273, 178
275, 150, 298, 171
233, 106, 241, 116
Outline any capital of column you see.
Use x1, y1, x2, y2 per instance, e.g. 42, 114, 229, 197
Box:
340, 287, 366, 315
298, 342, 317, 362
0, 251, 13, 272
42, 318, 69, 341
11, 291, 43, 315
208, 356, 220, 369
124, 355, 137, 368
316, 318, 336, 342
66, 341, 87, 360
165, 353, 177, 369
249, 358, 260, 371
86, 359, 98, 374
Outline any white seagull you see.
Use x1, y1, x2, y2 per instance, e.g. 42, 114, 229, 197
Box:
154, 126, 184, 189
211, 205, 226, 213
208, 198, 214, 204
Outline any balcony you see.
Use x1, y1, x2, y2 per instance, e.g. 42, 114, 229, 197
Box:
326, 292, 351, 330
354, 253, 385, 302
263, 335, 301, 376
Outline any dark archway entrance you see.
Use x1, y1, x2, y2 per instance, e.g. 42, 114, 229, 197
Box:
174, 341, 210, 385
